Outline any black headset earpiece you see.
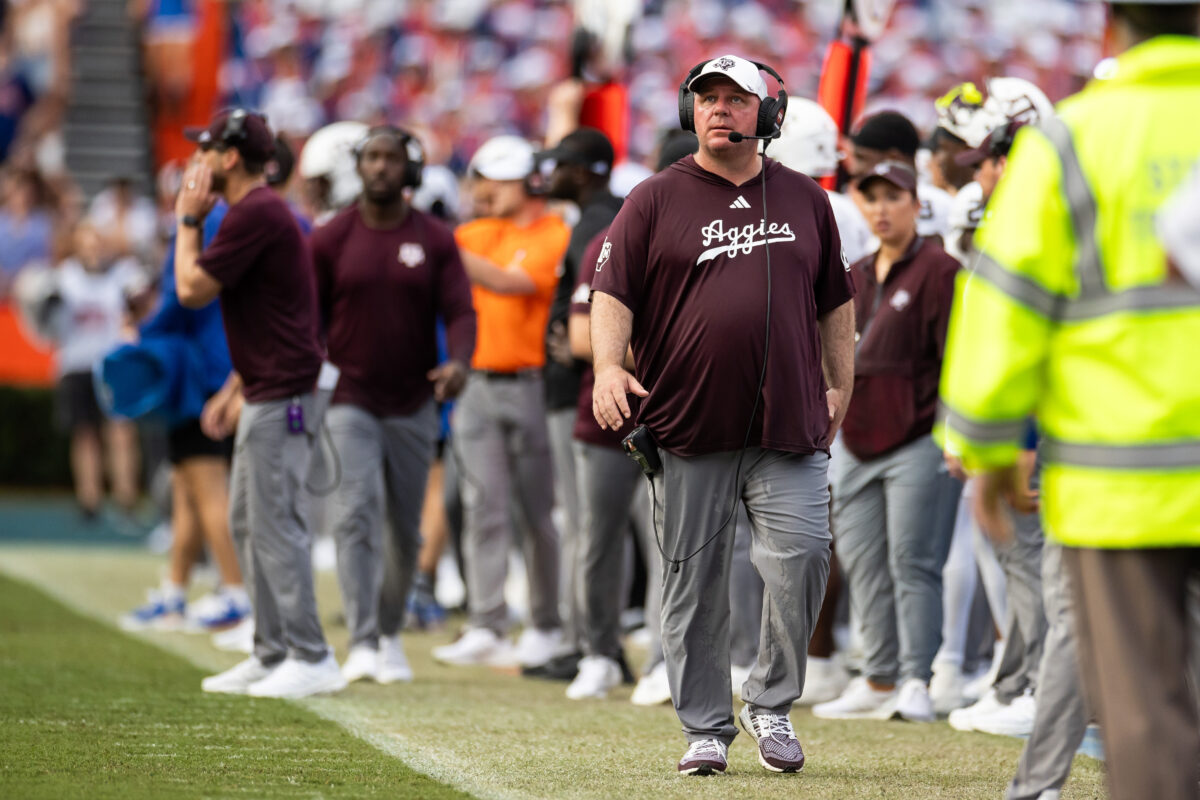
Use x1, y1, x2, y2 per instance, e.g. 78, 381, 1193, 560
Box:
355, 126, 425, 188
677, 59, 788, 138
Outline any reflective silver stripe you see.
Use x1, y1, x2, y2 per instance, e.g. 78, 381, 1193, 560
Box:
970, 251, 1063, 318
1039, 117, 1108, 296
939, 402, 1028, 444
1042, 437, 1200, 470
1061, 284, 1200, 322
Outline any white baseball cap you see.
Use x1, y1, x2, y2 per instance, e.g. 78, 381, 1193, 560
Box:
470, 135, 535, 181
687, 55, 768, 101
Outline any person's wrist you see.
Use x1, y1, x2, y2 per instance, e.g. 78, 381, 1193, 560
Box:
178, 213, 204, 229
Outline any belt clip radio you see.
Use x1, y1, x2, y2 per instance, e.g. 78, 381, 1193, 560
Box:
622, 425, 662, 477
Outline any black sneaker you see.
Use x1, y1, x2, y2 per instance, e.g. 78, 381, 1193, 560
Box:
521, 651, 581, 681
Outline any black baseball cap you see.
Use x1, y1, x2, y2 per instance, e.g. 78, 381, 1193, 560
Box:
536, 127, 614, 177
850, 111, 921, 159
856, 160, 918, 195
185, 109, 276, 163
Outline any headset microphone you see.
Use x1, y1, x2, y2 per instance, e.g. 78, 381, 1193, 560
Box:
727, 129, 780, 143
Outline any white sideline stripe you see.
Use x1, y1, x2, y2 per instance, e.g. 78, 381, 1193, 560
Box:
0, 554, 516, 800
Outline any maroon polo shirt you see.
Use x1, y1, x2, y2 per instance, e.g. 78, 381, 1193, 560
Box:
590, 155, 855, 457
311, 205, 476, 418
841, 235, 960, 460
198, 185, 322, 403
570, 226, 632, 450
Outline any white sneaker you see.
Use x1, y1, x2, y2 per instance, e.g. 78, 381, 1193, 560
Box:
378, 635, 413, 684
212, 618, 254, 654
433, 627, 511, 667
895, 678, 935, 722
929, 662, 968, 714
341, 645, 379, 683
247, 652, 347, 698
971, 690, 1036, 737
1036, 791, 1061, 800
812, 676, 898, 720
631, 661, 672, 706
566, 655, 623, 700
513, 627, 562, 668
201, 656, 274, 694
948, 689, 1006, 732
963, 646, 1003, 703
730, 663, 752, 698
797, 656, 850, 706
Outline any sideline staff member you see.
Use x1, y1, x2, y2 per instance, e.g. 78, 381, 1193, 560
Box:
174, 109, 344, 699
312, 126, 475, 685
939, 4, 1200, 799
591, 55, 856, 775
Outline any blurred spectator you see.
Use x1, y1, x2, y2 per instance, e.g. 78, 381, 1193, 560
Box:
0, 167, 54, 293
87, 176, 160, 266
46, 221, 147, 517
131, 0, 197, 118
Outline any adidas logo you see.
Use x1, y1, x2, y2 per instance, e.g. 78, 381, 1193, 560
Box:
729, 195, 751, 209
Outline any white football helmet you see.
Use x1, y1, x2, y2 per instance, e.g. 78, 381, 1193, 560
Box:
298, 121, 369, 210
773, 98, 841, 178
984, 77, 1055, 126
934, 82, 992, 148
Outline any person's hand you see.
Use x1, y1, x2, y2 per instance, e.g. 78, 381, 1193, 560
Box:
199, 392, 230, 440
973, 467, 1019, 544
428, 360, 468, 402
1013, 449, 1040, 514
546, 320, 573, 366
824, 387, 849, 446
944, 451, 967, 482
548, 79, 586, 120
592, 364, 648, 431
175, 162, 217, 220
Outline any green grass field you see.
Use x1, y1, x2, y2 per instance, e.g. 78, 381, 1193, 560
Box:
0, 538, 1109, 800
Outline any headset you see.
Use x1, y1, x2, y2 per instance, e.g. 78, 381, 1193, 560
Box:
678, 58, 788, 140
355, 125, 426, 189
988, 119, 1024, 160
216, 107, 267, 148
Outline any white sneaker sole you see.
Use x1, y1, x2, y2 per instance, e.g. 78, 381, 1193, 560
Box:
247, 675, 348, 699
812, 703, 896, 721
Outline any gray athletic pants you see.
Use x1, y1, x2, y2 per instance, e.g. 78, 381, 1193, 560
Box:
652, 447, 831, 745
1007, 543, 1088, 800
455, 374, 560, 634
323, 401, 437, 650
831, 435, 953, 685
992, 499, 1046, 703
548, 408, 584, 652
574, 440, 661, 666
730, 504, 764, 669
230, 393, 329, 665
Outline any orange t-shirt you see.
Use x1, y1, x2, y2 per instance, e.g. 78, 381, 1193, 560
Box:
455, 214, 570, 372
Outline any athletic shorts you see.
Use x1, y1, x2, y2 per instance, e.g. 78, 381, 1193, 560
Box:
167, 419, 233, 465
56, 371, 103, 432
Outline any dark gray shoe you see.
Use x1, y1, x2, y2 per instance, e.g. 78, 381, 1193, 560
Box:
676, 739, 728, 775
738, 705, 805, 773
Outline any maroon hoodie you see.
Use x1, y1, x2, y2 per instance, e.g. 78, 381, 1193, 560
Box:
591, 154, 855, 457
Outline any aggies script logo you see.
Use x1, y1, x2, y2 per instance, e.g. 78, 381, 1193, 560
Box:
697, 218, 795, 265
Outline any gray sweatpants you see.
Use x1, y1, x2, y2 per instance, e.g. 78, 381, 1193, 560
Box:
548, 408, 584, 652
230, 393, 329, 665
831, 435, 953, 685
323, 402, 437, 650
1007, 543, 1088, 800
730, 504, 764, 669
652, 447, 831, 745
455, 374, 560, 634
574, 440, 661, 666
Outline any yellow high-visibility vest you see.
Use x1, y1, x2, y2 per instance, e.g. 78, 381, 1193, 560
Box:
939, 36, 1200, 548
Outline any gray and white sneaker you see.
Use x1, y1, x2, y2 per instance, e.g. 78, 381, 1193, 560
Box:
738, 705, 805, 773
247, 652, 347, 698
201, 656, 274, 694
677, 739, 728, 776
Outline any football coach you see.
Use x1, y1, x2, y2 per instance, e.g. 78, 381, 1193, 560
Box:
590, 55, 856, 775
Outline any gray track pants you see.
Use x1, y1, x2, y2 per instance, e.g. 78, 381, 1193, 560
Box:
455, 375, 560, 634
730, 504, 764, 669
230, 393, 329, 665
993, 497, 1046, 703
323, 402, 437, 649
548, 408, 584, 652
1007, 543, 1088, 800
652, 447, 831, 745
831, 435, 953, 685
574, 441, 661, 665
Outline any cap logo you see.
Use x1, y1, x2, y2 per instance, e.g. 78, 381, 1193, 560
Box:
713, 57, 736, 71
